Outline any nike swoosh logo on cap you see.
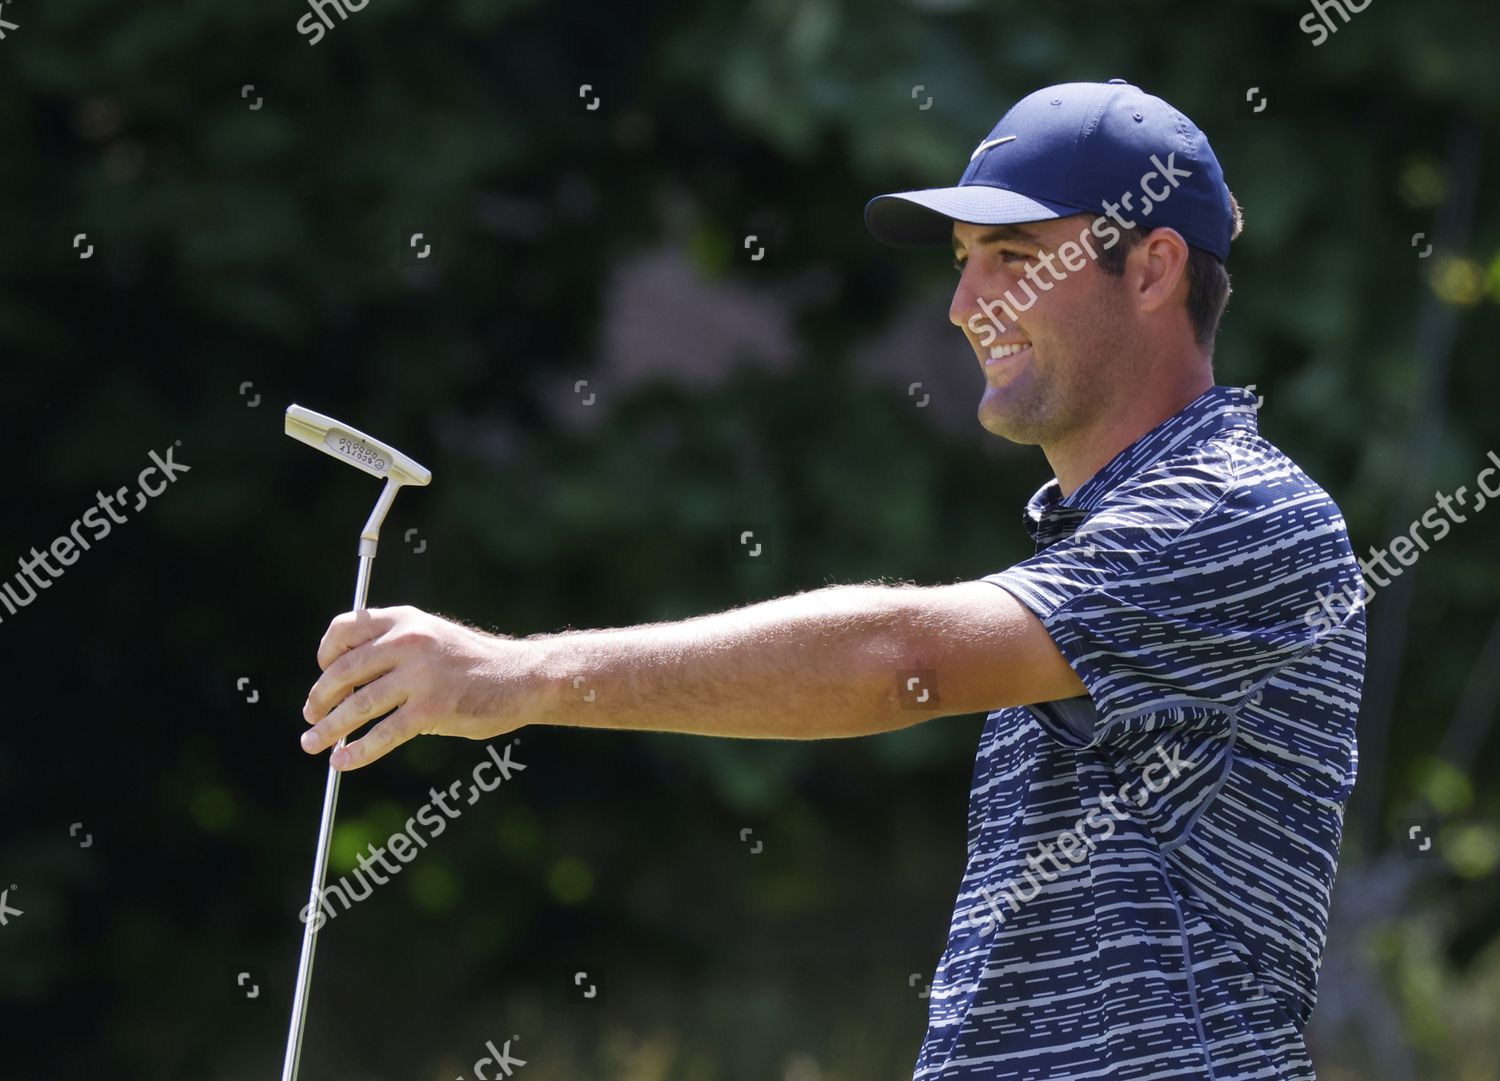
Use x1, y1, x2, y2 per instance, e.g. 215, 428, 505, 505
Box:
969, 135, 1017, 161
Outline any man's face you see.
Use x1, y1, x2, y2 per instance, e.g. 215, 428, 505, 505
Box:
949, 215, 1135, 446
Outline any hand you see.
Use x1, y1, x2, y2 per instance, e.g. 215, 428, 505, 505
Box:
301, 605, 534, 771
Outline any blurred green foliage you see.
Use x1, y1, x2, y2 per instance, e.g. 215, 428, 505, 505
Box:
3, 0, 1500, 1078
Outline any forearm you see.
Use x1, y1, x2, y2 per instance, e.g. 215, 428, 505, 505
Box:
522, 584, 930, 739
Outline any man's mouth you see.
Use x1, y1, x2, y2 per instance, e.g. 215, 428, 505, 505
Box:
985, 340, 1032, 367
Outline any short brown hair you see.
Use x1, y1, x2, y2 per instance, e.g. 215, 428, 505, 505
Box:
1095, 191, 1244, 350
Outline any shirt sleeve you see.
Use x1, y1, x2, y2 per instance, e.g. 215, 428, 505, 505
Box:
983, 445, 1357, 749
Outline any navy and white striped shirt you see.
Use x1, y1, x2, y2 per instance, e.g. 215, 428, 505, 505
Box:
913, 385, 1366, 1081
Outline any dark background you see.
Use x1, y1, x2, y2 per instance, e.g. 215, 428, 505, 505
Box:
3, 0, 1499, 1078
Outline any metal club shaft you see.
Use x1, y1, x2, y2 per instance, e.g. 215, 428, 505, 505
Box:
279, 457, 420, 1081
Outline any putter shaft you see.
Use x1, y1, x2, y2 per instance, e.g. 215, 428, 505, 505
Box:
280, 478, 398, 1081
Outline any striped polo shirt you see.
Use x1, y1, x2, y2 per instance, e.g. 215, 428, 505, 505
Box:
912, 384, 1366, 1080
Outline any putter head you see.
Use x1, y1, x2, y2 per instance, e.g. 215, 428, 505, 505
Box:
284, 404, 431, 487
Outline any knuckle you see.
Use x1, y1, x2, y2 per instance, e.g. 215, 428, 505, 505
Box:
307, 683, 333, 718
392, 628, 429, 651
369, 721, 397, 751
347, 685, 377, 717
385, 711, 419, 746
331, 645, 372, 685
317, 612, 362, 665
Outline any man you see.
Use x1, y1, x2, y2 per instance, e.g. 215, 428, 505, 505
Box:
300, 80, 1366, 1080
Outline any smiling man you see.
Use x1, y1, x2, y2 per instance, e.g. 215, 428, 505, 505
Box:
300, 80, 1366, 1081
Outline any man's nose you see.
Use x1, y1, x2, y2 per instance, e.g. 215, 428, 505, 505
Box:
950, 264, 985, 329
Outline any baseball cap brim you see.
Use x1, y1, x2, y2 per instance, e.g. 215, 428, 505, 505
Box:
864, 185, 1088, 248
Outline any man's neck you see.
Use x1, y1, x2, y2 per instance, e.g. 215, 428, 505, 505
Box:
1046, 371, 1216, 498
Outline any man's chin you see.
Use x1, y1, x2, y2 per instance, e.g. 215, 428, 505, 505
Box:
977, 392, 1046, 446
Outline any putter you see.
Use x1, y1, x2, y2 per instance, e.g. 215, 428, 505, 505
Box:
280, 404, 431, 1081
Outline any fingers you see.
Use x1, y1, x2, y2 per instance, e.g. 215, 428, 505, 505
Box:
327, 708, 423, 772
302, 605, 435, 771
305, 637, 401, 725
316, 607, 403, 672
302, 673, 407, 756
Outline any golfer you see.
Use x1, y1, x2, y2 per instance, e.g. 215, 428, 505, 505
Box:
300, 80, 1366, 1080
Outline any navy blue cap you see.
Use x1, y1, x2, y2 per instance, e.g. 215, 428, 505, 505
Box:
865, 80, 1234, 261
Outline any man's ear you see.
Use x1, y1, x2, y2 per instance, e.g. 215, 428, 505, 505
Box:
1131, 228, 1191, 316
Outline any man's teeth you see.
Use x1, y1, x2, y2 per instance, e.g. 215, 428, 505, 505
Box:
989, 342, 1030, 360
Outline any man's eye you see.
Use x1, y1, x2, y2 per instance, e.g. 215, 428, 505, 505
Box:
953, 250, 1035, 271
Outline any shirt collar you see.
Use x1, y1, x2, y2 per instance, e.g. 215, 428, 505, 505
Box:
1021, 384, 1260, 549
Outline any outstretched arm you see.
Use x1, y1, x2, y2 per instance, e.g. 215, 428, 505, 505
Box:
300, 582, 1084, 770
